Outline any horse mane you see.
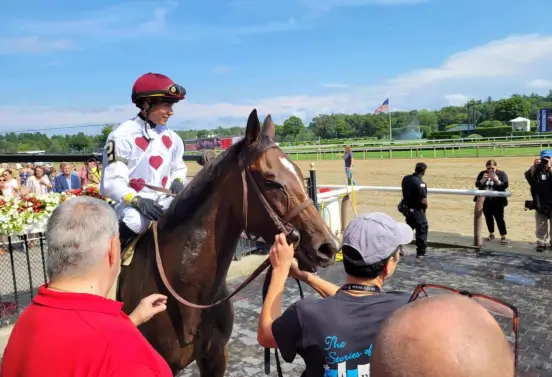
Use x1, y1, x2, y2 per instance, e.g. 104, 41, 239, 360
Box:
160, 134, 274, 232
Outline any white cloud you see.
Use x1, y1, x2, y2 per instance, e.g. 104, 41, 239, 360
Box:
213, 66, 230, 74
0, 36, 74, 54
3, 33, 552, 131
527, 79, 552, 89
444, 94, 470, 106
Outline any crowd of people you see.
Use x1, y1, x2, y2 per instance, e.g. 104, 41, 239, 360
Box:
344, 145, 552, 253
0, 161, 102, 198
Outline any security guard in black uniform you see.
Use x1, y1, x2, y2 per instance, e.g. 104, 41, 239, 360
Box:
399, 162, 428, 258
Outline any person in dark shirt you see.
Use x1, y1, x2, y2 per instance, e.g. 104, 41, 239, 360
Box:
400, 162, 428, 258
474, 159, 509, 245
343, 145, 357, 185
257, 212, 413, 377
525, 150, 552, 252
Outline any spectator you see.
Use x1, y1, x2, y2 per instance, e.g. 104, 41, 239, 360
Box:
0, 197, 172, 377
78, 161, 101, 186
18, 163, 32, 187
49, 166, 57, 183
399, 162, 428, 258
25, 165, 52, 195
370, 294, 514, 377
257, 212, 412, 377
525, 150, 552, 252
342, 145, 357, 185
2, 169, 20, 198
53, 162, 82, 193
475, 159, 509, 245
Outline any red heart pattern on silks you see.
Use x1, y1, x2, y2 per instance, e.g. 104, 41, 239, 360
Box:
161, 176, 168, 187
162, 135, 172, 149
135, 136, 149, 151
149, 156, 163, 170
129, 178, 145, 192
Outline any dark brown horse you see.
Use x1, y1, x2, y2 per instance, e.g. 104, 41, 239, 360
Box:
118, 109, 339, 376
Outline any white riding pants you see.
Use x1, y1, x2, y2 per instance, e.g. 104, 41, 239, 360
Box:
114, 195, 175, 233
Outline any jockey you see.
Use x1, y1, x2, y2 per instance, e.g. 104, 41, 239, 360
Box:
100, 72, 189, 250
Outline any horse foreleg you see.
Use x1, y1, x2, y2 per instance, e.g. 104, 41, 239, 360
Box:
195, 337, 228, 377
194, 302, 233, 377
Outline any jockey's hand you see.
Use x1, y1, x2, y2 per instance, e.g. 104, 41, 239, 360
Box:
131, 196, 164, 221
170, 179, 185, 194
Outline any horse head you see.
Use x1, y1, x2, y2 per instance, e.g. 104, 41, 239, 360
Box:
239, 109, 340, 272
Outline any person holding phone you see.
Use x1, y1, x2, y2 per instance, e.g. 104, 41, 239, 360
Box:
474, 159, 509, 245
524, 150, 552, 252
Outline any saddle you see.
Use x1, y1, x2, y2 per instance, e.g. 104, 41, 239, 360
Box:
121, 222, 152, 266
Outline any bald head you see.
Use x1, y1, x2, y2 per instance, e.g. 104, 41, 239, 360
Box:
370, 294, 514, 377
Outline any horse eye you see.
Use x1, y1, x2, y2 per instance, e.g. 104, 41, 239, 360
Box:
264, 180, 282, 189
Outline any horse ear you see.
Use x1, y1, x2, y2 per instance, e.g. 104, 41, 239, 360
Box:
262, 115, 275, 141
245, 109, 260, 145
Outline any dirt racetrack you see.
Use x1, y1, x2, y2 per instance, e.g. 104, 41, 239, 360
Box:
189, 156, 537, 242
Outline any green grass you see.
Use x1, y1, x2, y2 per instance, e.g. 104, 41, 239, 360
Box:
287, 146, 546, 161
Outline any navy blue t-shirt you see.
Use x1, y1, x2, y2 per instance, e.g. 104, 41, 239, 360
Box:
272, 291, 409, 377
344, 152, 353, 168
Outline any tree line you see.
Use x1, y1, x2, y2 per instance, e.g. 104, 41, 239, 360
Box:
2, 91, 552, 153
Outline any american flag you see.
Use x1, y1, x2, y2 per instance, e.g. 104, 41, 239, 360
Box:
375, 99, 389, 115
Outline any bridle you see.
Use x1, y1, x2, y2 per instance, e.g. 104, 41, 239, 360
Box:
150, 143, 315, 309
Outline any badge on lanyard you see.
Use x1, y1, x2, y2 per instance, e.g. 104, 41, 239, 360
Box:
542, 174, 547, 181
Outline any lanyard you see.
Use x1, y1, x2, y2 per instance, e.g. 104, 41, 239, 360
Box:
338, 284, 383, 294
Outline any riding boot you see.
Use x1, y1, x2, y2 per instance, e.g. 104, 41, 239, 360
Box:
119, 221, 137, 252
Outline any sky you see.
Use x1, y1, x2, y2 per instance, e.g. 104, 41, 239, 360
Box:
2, 0, 552, 135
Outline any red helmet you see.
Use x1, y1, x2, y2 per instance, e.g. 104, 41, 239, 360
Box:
131, 73, 186, 104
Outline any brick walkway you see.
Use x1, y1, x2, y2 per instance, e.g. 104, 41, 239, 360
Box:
179, 246, 552, 377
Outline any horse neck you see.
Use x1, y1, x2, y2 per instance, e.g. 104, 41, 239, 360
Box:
164, 184, 244, 291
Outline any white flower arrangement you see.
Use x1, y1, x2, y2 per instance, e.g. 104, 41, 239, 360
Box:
0, 185, 107, 236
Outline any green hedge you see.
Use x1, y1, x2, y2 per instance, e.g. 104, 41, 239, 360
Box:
427, 131, 461, 140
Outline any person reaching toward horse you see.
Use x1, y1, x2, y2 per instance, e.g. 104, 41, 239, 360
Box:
257, 213, 412, 377
1, 197, 173, 377
100, 72, 189, 252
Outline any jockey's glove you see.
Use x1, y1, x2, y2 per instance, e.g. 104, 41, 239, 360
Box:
170, 178, 186, 194
130, 196, 164, 221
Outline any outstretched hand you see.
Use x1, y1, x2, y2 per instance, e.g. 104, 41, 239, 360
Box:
129, 294, 168, 326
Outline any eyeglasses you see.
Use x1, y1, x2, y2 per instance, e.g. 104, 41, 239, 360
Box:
409, 284, 519, 372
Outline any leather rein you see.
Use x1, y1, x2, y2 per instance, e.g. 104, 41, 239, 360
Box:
148, 145, 314, 310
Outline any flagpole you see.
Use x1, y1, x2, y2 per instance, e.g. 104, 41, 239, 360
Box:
388, 99, 392, 142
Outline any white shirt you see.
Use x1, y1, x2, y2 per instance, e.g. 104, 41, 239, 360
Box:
100, 116, 188, 203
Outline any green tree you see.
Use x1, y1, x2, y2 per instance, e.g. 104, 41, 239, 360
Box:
68, 132, 90, 151
282, 115, 304, 138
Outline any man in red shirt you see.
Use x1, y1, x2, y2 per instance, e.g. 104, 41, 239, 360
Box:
1, 197, 173, 377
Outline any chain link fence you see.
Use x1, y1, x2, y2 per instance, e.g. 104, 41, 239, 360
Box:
0, 233, 47, 328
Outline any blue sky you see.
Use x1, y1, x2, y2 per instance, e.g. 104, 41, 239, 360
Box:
2, 0, 552, 134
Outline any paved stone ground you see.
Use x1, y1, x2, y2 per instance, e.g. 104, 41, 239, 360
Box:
178, 245, 552, 377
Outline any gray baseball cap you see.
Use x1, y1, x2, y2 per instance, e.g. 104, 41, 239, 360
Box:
342, 212, 413, 266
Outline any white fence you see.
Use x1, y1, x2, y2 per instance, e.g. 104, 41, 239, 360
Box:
315, 184, 512, 247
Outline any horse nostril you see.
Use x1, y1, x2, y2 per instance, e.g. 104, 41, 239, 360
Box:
317, 242, 338, 262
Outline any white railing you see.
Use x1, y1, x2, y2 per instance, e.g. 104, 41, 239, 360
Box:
315, 184, 512, 247
281, 133, 552, 151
